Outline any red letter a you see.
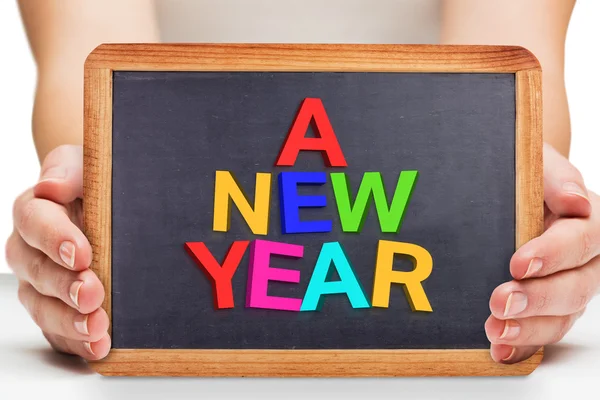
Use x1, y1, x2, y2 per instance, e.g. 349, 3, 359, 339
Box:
185, 241, 249, 309
275, 98, 348, 167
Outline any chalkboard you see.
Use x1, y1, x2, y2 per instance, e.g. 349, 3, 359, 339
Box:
84, 44, 543, 376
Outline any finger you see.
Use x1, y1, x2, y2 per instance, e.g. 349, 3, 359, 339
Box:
491, 258, 600, 318
34, 145, 83, 204
543, 143, 591, 217
490, 344, 541, 364
18, 282, 108, 342
510, 216, 600, 279
485, 310, 585, 347
7, 233, 104, 313
12, 194, 91, 271
44, 332, 111, 361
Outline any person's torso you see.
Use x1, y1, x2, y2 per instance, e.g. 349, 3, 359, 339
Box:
156, 0, 441, 44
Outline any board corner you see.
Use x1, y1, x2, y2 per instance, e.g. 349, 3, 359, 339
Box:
87, 359, 113, 376
511, 45, 542, 72
84, 43, 114, 70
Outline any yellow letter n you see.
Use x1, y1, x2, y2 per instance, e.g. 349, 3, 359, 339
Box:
213, 171, 271, 235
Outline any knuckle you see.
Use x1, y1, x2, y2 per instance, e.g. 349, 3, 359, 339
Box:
524, 323, 539, 344
4, 234, 17, 268
578, 228, 595, 265
29, 256, 64, 298
575, 293, 589, 311
17, 282, 29, 307
53, 272, 73, 302
12, 190, 30, 222
575, 307, 588, 320
16, 198, 37, 232
28, 294, 44, 328
39, 223, 60, 255
44, 333, 62, 353
27, 253, 46, 287
14, 198, 62, 252
44, 332, 71, 355
51, 270, 66, 298
572, 269, 594, 311
533, 289, 549, 313
59, 309, 73, 335
551, 316, 573, 344
572, 168, 584, 183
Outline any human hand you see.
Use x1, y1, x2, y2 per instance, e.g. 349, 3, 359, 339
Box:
486, 143, 599, 363
5, 145, 110, 359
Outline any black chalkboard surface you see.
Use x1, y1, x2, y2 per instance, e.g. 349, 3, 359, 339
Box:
84, 44, 543, 376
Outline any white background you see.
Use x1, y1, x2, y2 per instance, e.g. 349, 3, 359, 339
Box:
0, 2, 599, 399
0, 1, 39, 275
1, 2, 599, 273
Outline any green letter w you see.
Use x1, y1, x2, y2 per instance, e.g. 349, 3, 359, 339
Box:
330, 171, 418, 233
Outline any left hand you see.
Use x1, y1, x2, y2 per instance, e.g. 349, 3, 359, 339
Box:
486, 143, 600, 363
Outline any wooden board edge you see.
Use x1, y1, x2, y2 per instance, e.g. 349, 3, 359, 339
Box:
83, 67, 113, 332
88, 349, 543, 377
85, 43, 540, 73
515, 70, 544, 249
83, 54, 545, 378
514, 69, 544, 373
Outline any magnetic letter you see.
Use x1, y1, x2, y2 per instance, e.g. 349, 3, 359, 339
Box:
279, 171, 332, 234
246, 240, 304, 311
301, 242, 369, 311
331, 171, 418, 233
372, 240, 433, 312
213, 171, 271, 235
185, 241, 249, 309
275, 98, 348, 167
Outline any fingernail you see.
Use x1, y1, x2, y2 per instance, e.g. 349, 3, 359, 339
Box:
39, 166, 66, 183
524, 258, 543, 278
59, 241, 75, 269
69, 281, 84, 308
83, 341, 95, 356
74, 314, 89, 335
562, 182, 589, 201
499, 320, 521, 340
504, 292, 528, 317
502, 347, 517, 362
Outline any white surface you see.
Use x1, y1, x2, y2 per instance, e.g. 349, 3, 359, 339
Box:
0, 1, 599, 398
0, 1, 39, 275
566, 1, 600, 193
156, 0, 440, 43
0, 275, 599, 399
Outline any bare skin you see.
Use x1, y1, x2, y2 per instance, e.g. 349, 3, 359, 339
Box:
441, 0, 575, 156
18, 0, 160, 161
6, 0, 598, 364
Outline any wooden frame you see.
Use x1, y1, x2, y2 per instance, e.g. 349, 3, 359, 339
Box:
83, 44, 543, 377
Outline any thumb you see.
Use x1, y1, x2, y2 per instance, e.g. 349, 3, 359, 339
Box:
543, 143, 591, 217
33, 144, 84, 204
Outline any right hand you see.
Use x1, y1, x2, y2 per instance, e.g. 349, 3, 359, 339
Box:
5, 145, 110, 360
